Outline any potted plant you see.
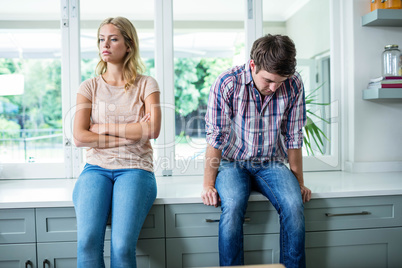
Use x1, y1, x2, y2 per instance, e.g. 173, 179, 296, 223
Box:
303, 83, 330, 155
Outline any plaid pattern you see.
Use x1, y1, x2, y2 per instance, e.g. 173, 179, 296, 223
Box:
205, 60, 306, 163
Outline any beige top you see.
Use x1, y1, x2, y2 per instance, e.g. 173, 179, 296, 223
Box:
77, 74, 160, 172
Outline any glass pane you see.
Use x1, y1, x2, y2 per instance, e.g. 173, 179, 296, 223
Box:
263, 0, 331, 156
0, 1, 62, 164
173, 0, 244, 160
80, 0, 156, 163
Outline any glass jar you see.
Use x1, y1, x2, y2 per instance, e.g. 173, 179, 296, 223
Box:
382, 44, 401, 77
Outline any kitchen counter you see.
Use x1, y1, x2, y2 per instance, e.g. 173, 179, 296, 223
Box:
0, 171, 402, 209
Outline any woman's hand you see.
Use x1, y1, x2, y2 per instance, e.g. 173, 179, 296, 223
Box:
89, 123, 106, 135
141, 113, 151, 122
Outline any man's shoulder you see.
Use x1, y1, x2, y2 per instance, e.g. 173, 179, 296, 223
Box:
217, 64, 246, 82
288, 71, 303, 88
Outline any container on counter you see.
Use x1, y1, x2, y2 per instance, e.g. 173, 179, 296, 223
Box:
382, 44, 401, 77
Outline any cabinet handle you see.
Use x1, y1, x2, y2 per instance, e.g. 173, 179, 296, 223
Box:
205, 218, 219, 222
205, 217, 251, 223
325, 211, 371, 217
25, 260, 33, 268
43, 259, 51, 268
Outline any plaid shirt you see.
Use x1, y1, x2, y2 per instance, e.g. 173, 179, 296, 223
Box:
205, 60, 306, 163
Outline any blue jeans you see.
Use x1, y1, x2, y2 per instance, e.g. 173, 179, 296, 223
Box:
72, 163, 157, 268
215, 160, 305, 268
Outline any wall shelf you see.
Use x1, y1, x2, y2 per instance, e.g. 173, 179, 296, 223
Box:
363, 88, 402, 100
362, 9, 402, 27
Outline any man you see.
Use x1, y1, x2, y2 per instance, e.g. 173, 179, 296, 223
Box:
201, 34, 312, 268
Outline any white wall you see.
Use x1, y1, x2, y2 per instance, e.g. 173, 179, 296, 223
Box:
286, 0, 330, 59
343, 0, 402, 172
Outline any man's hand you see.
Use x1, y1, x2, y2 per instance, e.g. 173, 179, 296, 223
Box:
300, 185, 312, 203
201, 186, 220, 207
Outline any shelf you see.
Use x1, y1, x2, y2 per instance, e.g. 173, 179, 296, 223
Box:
363, 88, 402, 100
362, 9, 402, 26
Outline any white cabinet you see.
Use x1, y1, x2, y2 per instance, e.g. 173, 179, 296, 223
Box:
306, 228, 402, 268
1, 195, 402, 267
0, 209, 36, 267
305, 195, 402, 268
0, 206, 165, 268
165, 202, 281, 267
165, 195, 402, 268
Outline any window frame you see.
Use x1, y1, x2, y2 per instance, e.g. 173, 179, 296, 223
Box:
0, 0, 342, 179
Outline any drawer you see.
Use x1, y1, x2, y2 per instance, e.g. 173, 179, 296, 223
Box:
166, 202, 279, 238
36, 205, 165, 242
0, 243, 36, 266
36, 239, 165, 268
166, 234, 280, 268
0, 208, 35, 244
306, 227, 402, 268
304, 195, 402, 231
36, 207, 80, 242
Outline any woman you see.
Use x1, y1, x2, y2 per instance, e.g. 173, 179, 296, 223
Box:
72, 17, 161, 268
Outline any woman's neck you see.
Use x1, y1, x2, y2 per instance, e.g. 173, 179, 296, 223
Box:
102, 63, 125, 87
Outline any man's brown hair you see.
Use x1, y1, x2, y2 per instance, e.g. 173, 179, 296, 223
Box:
250, 34, 296, 77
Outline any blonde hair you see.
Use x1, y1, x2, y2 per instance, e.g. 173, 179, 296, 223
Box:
95, 17, 145, 92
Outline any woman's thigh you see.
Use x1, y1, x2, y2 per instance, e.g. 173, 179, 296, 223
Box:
111, 169, 157, 244
73, 164, 113, 240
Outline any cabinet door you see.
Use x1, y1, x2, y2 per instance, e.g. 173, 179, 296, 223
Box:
37, 242, 83, 268
166, 202, 279, 238
37, 239, 165, 268
166, 236, 219, 268
306, 227, 402, 268
36, 208, 79, 243
304, 195, 402, 231
166, 234, 280, 268
0, 244, 36, 268
36, 205, 164, 243
137, 239, 166, 268
0, 209, 35, 244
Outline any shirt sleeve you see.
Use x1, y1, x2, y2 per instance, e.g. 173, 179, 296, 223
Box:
77, 79, 93, 101
143, 76, 160, 100
281, 73, 306, 149
205, 75, 232, 151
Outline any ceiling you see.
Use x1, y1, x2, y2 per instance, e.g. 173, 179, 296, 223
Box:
0, 0, 310, 22
0, 0, 311, 59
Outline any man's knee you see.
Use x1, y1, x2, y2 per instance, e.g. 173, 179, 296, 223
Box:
220, 197, 248, 224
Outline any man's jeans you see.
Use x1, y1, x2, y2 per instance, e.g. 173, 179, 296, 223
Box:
215, 160, 306, 268
72, 163, 157, 268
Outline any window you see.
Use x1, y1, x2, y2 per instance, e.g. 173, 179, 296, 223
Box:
263, 0, 340, 171
0, 0, 65, 178
1, 0, 340, 179
172, 0, 245, 163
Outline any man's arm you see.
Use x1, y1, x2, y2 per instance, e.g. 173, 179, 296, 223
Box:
288, 148, 311, 203
201, 144, 222, 207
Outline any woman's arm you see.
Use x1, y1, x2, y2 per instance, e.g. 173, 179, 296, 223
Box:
73, 94, 134, 148
92, 92, 162, 140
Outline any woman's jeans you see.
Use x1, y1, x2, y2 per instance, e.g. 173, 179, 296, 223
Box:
215, 160, 306, 268
72, 163, 157, 268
